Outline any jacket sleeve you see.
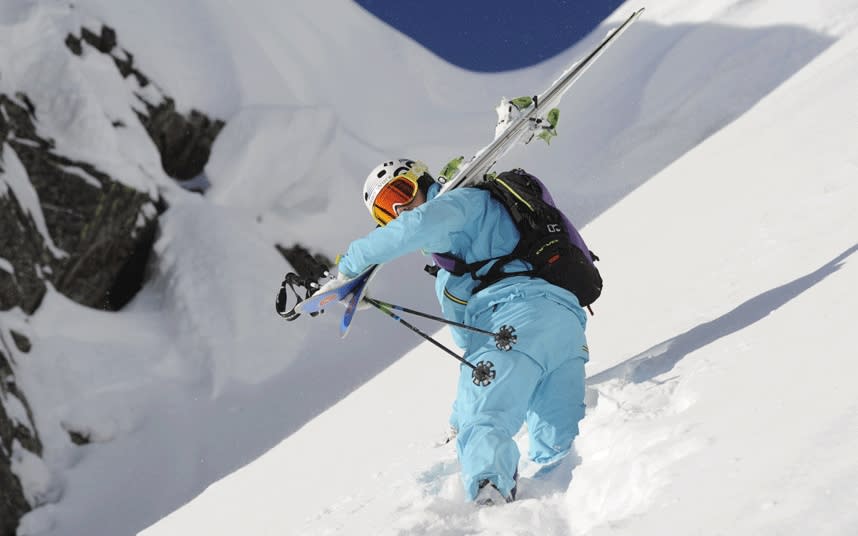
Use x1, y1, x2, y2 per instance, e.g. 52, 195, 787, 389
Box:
338, 193, 470, 277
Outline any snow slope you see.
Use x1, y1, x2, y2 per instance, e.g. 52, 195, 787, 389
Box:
5, 0, 858, 534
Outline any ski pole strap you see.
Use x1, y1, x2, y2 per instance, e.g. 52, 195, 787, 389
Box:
276, 272, 322, 321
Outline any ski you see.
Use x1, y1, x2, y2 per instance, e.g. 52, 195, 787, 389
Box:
295, 265, 377, 317
438, 7, 645, 194
340, 265, 381, 338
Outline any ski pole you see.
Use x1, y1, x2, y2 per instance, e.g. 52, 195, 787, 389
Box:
364, 297, 517, 351
368, 299, 474, 369
365, 299, 497, 386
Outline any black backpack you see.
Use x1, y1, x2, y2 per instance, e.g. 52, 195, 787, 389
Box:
433, 169, 603, 309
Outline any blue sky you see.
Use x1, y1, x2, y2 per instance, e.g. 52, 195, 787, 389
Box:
355, 0, 625, 71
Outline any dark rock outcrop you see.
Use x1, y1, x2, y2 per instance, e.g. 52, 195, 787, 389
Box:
65, 25, 225, 183
0, 21, 228, 533
0, 94, 159, 313
0, 340, 42, 536
1, 87, 156, 531
136, 98, 225, 181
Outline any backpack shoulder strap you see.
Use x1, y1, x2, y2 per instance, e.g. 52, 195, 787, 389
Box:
427, 170, 541, 289
432, 252, 495, 279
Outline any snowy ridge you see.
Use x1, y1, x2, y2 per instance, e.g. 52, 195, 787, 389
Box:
5, 0, 858, 534
0, 2, 162, 195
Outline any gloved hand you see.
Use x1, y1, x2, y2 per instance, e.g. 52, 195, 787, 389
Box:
311, 271, 375, 312
312, 271, 351, 297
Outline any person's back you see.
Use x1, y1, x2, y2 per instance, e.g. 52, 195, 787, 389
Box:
418, 183, 587, 348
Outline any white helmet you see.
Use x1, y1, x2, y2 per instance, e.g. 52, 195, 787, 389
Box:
363, 159, 432, 223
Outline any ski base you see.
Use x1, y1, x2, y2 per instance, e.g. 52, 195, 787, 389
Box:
295, 265, 376, 317
340, 265, 381, 338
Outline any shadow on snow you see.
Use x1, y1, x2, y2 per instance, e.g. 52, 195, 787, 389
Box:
589, 243, 858, 386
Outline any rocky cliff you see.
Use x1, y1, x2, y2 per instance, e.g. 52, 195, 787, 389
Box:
0, 18, 224, 533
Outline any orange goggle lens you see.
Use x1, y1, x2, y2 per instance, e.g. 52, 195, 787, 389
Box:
372, 176, 418, 225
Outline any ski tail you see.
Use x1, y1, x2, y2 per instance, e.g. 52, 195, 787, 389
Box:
295, 266, 375, 316
340, 265, 380, 338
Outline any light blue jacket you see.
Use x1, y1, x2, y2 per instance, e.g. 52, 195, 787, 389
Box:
338, 183, 587, 351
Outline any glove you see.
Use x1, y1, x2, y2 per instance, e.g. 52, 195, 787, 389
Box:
312, 271, 351, 297
312, 272, 375, 312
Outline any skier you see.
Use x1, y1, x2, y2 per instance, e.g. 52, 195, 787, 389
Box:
334, 158, 589, 505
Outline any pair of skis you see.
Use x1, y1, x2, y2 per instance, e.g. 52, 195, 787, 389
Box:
294, 265, 381, 337
294, 8, 644, 337
437, 7, 645, 195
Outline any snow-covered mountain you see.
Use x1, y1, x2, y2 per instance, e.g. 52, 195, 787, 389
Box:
2, 0, 857, 535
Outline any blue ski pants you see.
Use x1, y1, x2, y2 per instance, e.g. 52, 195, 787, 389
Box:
450, 295, 588, 500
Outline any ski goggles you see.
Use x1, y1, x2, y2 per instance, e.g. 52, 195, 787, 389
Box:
371, 175, 419, 226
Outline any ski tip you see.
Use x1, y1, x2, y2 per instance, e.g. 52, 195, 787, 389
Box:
339, 311, 354, 338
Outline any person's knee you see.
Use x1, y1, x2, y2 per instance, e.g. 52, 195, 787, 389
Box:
456, 412, 520, 441
528, 419, 580, 463
527, 399, 585, 462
